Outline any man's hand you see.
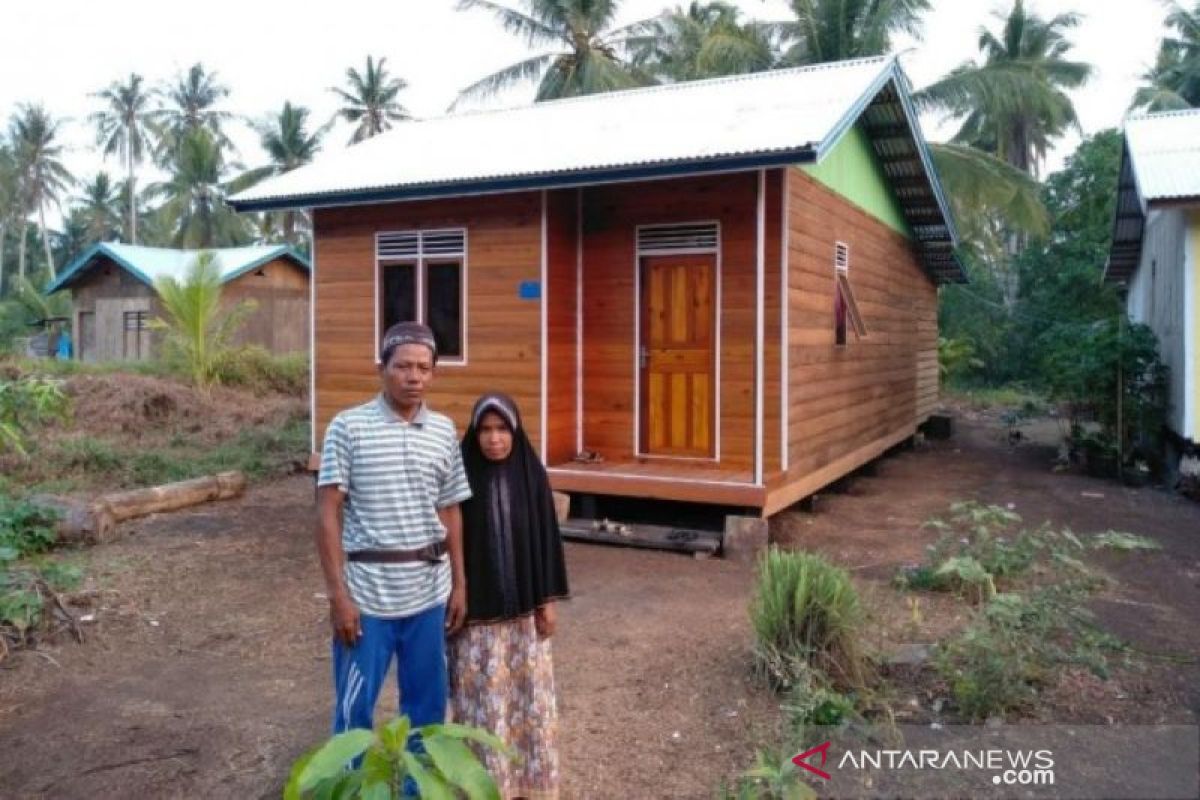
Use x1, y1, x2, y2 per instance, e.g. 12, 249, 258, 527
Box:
446, 582, 467, 634
535, 602, 556, 639
330, 592, 361, 646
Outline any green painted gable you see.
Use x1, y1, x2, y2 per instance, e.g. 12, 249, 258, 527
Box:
802, 125, 911, 238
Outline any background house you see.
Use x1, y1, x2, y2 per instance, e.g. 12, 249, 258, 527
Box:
1107, 109, 1200, 456
230, 56, 963, 517
46, 243, 311, 362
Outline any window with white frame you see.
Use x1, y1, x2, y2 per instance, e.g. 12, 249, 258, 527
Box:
376, 229, 466, 361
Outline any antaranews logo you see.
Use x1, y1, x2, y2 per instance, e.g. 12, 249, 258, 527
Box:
792, 741, 1055, 788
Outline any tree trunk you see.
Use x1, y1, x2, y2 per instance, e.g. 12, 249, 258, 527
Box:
0, 221, 7, 297
17, 220, 27, 281
128, 148, 138, 244
100, 471, 246, 523
38, 203, 55, 279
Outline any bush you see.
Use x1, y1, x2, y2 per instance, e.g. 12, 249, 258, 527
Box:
0, 376, 70, 457
750, 548, 866, 690
211, 346, 308, 395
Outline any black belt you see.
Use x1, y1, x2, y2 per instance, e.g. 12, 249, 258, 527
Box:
346, 540, 447, 564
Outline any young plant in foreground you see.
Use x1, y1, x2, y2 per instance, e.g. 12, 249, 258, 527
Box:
285, 715, 508, 800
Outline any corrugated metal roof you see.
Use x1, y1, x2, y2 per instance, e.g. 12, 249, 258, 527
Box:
1125, 108, 1200, 203
1105, 109, 1200, 284
228, 55, 963, 283
46, 243, 310, 294
230, 56, 893, 207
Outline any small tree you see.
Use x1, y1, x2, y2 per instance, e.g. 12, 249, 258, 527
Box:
152, 252, 256, 389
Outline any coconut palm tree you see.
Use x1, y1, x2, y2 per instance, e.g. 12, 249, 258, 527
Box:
74, 172, 124, 244
631, 2, 779, 82
237, 102, 327, 244
0, 140, 18, 296
452, 0, 658, 107
90, 73, 155, 243
152, 251, 257, 389
149, 128, 251, 248
1131, 2, 1200, 111
915, 0, 1092, 177
330, 56, 411, 144
155, 63, 234, 161
9, 104, 73, 280
769, 0, 929, 65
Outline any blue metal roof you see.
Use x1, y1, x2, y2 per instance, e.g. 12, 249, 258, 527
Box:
46, 243, 310, 295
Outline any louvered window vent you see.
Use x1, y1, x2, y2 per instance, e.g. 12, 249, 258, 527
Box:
637, 222, 719, 254
377, 229, 466, 260
835, 241, 850, 272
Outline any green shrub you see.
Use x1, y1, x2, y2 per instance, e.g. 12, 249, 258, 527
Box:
0, 376, 70, 457
211, 346, 308, 395
0, 494, 59, 563
54, 436, 123, 473
285, 716, 507, 800
751, 548, 866, 690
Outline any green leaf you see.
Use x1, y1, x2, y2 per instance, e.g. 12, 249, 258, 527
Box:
424, 736, 500, 800
401, 751, 455, 800
283, 748, 315, 800
298, 729, 376, 791
379, 715, 411, 754
359, 781, 391, 800
421, 722, 509, 755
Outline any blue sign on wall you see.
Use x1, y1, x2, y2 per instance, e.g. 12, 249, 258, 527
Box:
518, 280, 541, 300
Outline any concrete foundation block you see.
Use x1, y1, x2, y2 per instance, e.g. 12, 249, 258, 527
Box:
723, 515, 769, 563
552, 491, 571, 524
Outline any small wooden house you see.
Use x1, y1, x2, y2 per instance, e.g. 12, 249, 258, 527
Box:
47, 243, 311, 362
1107, 109, 1200, 458
230, 56, 963, 516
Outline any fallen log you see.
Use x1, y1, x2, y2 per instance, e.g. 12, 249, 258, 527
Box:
33, 471, 246, 546
100, 471, 246, 523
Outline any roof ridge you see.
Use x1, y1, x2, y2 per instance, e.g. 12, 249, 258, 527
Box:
420, 55, 895, 126
1128, 107, 1200, 122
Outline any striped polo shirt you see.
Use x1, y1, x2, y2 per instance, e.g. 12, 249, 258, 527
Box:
317, 395, 472, 618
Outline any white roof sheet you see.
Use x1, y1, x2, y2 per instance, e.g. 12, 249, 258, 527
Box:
1125, 109, 1200, 203
230, 56, 896, 208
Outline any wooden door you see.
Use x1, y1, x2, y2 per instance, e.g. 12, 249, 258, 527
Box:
77, 312, 95, 363
639, 255, 716, 457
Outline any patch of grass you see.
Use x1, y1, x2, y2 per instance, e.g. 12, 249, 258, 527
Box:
54, 436, 124, 474
751, 548, 867, 691
1091, 530, 1162, 552
945, 385, 1047, 415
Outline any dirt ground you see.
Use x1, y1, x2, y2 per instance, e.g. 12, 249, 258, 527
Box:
1, 413, 1198, 798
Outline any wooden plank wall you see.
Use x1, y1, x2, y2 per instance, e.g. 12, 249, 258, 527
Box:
69, 262, 158, 362
770, 166, 937, 510
580, 172, 759, 469
544, 189, 579, 464
312, 193, 543, 450
223, 257, 310, 354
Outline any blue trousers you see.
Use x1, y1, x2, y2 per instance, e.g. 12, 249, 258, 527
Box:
331, 603, 448, 734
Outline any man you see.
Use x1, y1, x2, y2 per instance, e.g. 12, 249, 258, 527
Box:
315, 321, 471, 734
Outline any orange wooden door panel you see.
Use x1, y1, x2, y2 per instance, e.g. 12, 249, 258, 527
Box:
640, 254, 716, 457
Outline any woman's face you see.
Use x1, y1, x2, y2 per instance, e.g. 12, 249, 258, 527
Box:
478, 410, 514, 462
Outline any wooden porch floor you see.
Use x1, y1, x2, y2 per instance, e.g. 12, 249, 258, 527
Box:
547, 458, 762, 507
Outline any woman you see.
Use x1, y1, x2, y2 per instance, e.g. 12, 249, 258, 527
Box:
450, 393, 570, 800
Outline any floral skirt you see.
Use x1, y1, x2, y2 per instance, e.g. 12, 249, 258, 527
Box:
448, 615, 559, 800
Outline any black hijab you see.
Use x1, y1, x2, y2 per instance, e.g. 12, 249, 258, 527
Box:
460, 393, 569, 624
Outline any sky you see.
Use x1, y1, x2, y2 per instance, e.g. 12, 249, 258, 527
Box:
0, 0, 1172, 226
